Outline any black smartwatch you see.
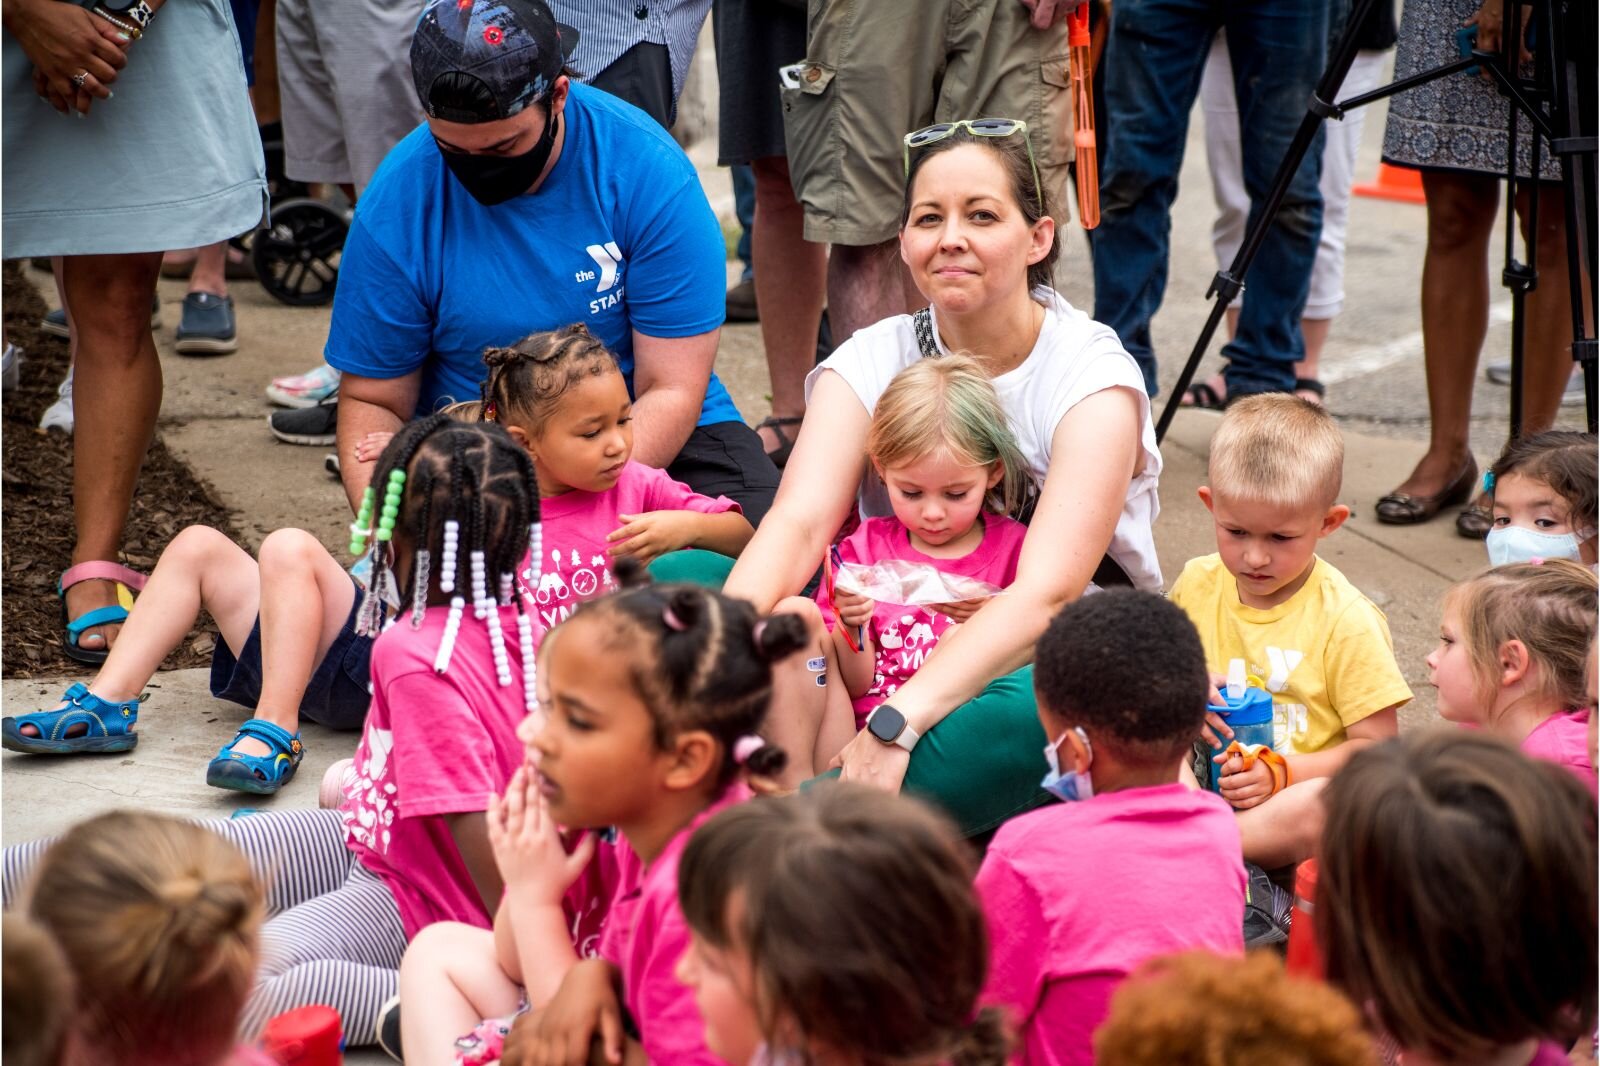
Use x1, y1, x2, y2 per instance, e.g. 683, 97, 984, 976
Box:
866, 703, 920, 752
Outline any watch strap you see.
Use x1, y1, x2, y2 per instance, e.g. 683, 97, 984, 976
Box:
894, 721, 920, 753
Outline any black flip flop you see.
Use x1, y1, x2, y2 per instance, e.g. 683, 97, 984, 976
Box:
755, 416, 804, 468
1181, 381, 1226, 411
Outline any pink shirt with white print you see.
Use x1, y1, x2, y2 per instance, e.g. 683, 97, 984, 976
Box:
815, 513, 1027, 726
519, 462, 740, 633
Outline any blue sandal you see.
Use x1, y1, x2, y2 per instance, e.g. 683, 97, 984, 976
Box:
1, 682, 141, 754
58, 561, 147, 665
206, 719, 305, 794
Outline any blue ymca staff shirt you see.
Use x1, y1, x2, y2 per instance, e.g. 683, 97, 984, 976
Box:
324, 83, 740, 427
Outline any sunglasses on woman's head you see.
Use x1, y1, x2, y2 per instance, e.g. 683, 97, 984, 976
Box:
902, 117, 1042, 209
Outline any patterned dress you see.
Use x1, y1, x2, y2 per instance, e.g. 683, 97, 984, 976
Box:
1382, 0, 1561, 180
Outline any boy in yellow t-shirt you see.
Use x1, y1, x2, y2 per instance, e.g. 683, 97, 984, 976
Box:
1170, 395, 1410, 867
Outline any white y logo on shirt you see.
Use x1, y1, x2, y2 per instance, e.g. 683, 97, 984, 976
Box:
585, 242, 623, 293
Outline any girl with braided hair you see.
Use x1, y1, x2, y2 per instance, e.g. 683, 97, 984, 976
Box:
5, 418, 553, 1049
353, 323, 753, 634
395, 563, 809, 1066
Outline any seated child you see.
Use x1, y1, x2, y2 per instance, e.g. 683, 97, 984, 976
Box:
6, 418, 549, 1045
1428, 559, 1597, 789
674, 782, 1009, 1066
1318, 732, 1597, 1064
356, 323, 753, 634
2, 913, 74, 1066
1169, 395, 1408, 868
768, 353, 1028, 788
1482, 429, 1597, 569
17, 810, 276, 1066
1093, 950, 1377, 1066
3, 521, 373, 795
397, 564, 808, 1066
977, 589, 1247, 1066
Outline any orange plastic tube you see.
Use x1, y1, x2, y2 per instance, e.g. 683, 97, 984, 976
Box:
1067, 4, 1099, 229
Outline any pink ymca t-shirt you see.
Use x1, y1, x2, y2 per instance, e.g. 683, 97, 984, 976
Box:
597, 784, 753, 1065
977, 784, 1247, 1066
1521, 710, 1597, 794
343, 603, 531, 938
816, 513, 1027, 725
519, 462, 740, 632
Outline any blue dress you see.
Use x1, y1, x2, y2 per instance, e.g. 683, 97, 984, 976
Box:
2, 0, 267, 257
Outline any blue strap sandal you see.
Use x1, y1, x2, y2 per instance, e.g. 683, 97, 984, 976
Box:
58, 561, 147, 665
1, 682, 141, 754
206, 719, 305, 795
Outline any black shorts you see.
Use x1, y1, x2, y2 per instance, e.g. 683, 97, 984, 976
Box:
209, 573, 373, 730
667, 421, 781, 530
712, 0, 807, 165
586, 41, 675, 131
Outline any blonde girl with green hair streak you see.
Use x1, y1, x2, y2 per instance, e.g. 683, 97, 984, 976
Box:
763, 353, 1032, 789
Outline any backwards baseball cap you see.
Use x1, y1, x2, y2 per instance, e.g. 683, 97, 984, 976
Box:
411, 0, 579, 124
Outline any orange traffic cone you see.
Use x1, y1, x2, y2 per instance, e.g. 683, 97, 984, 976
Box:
1353, 163, 1425, 204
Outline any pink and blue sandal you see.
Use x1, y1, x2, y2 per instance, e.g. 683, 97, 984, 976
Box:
58, 561, 147, 665
1, 682, 142, 754
206, 718, 305, 795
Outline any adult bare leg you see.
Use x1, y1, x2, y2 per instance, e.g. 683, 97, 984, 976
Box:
1386, 170, 1498, 499
828, 238, 918, 346
751, 156, 827, 457
1513, 183, 1582, 432
60, 252, 164, 654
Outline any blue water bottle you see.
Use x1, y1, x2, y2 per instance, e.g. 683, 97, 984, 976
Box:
1206, 686, 1276, 792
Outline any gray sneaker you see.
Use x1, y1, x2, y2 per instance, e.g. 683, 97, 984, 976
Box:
174, 292, 239, 355
269, 395, 337, 445
41, 296, 162, 339
1485, 359, 1587, 406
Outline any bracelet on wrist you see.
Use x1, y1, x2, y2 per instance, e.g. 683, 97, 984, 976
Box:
91, 7, 142, 39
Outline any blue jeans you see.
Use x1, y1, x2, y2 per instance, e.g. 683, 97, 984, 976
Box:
1092, 0, 1335, 398
732, 164, 755, 283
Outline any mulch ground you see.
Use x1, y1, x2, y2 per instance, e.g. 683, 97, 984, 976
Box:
2, 261, 240, 678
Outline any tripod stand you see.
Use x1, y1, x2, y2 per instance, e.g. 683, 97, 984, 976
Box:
1153, 0, 1597, 444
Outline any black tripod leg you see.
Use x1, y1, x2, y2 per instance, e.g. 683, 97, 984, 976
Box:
1547, 0, 1599, 432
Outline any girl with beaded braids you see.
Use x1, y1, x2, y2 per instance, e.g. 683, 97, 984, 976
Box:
352, 324, 754, 633
395, 562, 808, 1066
5, 417, 552, 1050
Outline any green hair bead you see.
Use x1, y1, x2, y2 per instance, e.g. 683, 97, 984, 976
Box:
388, 468, 406, 484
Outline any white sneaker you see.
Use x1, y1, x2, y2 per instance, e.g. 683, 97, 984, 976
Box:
2, 343, 20, 392
39, 364, 73, 434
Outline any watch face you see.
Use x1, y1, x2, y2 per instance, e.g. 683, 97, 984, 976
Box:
869, 704, 905, 743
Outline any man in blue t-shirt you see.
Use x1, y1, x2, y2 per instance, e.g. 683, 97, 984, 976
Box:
325, 0, 778, 524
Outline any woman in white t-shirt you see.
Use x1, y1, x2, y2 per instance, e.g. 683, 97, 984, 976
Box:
721, 121, 1163, 834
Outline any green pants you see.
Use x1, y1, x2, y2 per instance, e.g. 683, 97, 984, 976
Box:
650, 550, 1052, 837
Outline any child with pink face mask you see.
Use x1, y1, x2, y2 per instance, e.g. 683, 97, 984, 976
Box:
1428, 559, 1598, 790
765, 354, 1029, 788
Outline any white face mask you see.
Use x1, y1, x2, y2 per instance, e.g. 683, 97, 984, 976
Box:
1041, 727, 1095, 802
1485, 525, 1586, 567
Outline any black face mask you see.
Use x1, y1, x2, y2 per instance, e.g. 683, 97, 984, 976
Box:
441, 107, 561, 207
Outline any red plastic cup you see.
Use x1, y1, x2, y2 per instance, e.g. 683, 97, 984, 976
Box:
260, 1005, 344, 1066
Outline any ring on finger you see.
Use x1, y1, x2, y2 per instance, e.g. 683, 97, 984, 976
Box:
70, 70, 88, 89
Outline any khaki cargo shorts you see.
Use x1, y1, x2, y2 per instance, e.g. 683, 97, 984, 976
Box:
781, 0, 1074, 247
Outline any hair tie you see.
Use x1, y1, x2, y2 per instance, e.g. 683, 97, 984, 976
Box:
1530, 557, 1546, 566
1482, 470, 1496, 493
752, 619, 768, 645
484, 400, 497, 423
732, 735, 764, 765
663, 605, 688, 632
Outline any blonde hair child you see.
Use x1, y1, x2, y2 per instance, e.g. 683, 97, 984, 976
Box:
1428, 559, 1598, 786
766, 354, 1032, 788
21, 812, 269, 1066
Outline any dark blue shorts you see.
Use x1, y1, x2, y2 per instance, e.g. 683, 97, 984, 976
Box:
209, 574, 373, 730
